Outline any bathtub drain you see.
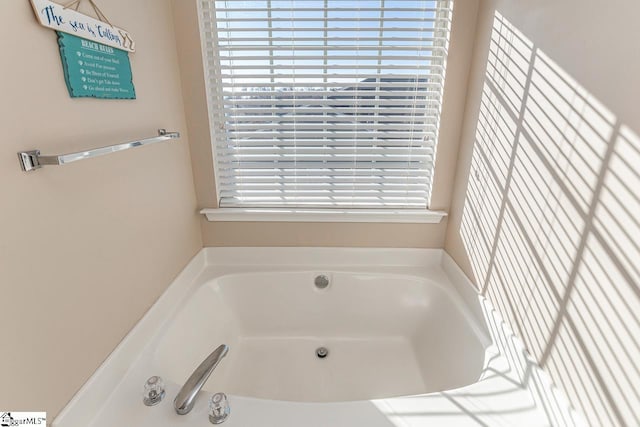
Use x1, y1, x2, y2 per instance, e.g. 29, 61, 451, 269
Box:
316, 347, 329, 359
314, 275, 330, 289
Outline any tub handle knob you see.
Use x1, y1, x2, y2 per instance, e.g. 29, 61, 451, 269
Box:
209, 392, 230, 424
143, 376, 166, 406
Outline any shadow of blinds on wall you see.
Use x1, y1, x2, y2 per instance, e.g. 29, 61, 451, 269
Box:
199, 0, 453, 208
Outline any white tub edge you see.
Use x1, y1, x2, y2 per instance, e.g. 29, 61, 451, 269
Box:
441, 252, 587, 427
202, 246, 444, 267
53, 250, 209, 427
52, 247, 585, 427
53, 247, 446, 426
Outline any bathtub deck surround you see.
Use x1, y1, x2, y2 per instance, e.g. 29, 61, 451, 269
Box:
52, 248, 584, 426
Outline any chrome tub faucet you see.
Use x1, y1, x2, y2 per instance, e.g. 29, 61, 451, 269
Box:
174, 344, 229, 415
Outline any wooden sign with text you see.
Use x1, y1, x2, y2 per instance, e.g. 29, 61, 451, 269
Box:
30, 0, 135, 53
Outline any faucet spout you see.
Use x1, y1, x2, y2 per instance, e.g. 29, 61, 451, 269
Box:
174, 344, 229, 415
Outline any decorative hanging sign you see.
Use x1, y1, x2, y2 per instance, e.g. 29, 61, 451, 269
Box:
30, 0, 136, 99
58, 32, 136, 99
30, 0, 135, 52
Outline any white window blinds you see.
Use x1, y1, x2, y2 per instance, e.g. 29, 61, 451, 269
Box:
199, 0, 453, 208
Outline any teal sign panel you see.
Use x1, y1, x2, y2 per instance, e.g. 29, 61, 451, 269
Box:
57, 32, 136, 99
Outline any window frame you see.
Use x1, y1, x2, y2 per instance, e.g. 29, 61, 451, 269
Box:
197, 0, 454, 222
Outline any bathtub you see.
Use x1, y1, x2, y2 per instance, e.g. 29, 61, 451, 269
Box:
54, 248, 583, 427
157, 270, 487, 403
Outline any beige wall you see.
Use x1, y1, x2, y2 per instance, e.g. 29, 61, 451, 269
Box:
0, 0, 202, 418
445, 0, 640, 424
173, 0, 479, 247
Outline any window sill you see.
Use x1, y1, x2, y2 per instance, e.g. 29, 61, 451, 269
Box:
200, 208, 447, 224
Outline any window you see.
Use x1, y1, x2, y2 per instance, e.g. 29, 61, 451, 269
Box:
199, 0, 453, 209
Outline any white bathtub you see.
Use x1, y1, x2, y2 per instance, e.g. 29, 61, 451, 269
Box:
156, 270, 487, 403
54, 248, 583, 427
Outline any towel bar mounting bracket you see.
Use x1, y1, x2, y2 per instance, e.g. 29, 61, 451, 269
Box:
18, 150, 42, 172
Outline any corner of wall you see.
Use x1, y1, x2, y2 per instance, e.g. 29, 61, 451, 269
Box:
442, 0, 495, 284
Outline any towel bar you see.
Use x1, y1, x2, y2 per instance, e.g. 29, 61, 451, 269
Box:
18, 129, 180, 172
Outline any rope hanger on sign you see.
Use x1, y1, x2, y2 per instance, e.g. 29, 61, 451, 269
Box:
63, 0, 114, 26
29, 0, 135, 53
61, 0, 134, 51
